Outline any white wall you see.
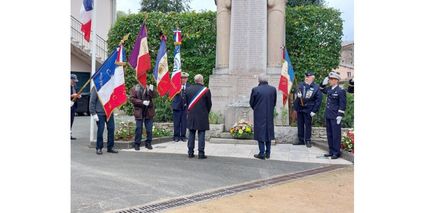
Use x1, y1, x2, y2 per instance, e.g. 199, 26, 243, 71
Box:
71, 53, 90, 72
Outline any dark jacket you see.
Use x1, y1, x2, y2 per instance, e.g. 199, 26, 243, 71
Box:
293, 82, 322, 113
249, 82, 277, 141
89, 87, 105, 116
320, 84, 347, 119
185, 83, 212, 130
130, 84, 158, 120
171, 83, 190, 110
347, 79, 354, 93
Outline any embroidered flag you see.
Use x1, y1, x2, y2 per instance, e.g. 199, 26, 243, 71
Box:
188, 87, 209, 111
80, 0, 93, 42
168, 30, 183, 100
92, 45, 127, 120
153, 34, 171, 96
278, 48, 295, 106
129, 23, 151, 87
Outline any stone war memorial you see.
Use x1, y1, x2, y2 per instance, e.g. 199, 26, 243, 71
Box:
209, 0, 287, 131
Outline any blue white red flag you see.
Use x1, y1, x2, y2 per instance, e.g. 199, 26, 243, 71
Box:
278, 48, 295, 106
129, 23, 151, 87
153, 35, 171, 96
80, 0, 93, 42
168, 30, 183, 100
92, 45, 127, 120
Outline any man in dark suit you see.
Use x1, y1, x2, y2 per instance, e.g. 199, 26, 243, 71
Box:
249, 74, 277, 160
171, 72, 190, 142
185, 74, 212, 159
320, 71, 347, 159
293, 71, 323, 148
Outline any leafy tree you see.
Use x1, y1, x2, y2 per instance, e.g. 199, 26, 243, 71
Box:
140, 0, 191, 13
287, 0, 324, 7
116, 10, 127, 19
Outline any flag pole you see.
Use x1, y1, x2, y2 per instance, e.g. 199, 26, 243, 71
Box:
89, 0, 97, 142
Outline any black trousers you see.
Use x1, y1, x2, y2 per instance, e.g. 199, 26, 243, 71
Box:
188, 130, 205, 154
326, 118, 341, 156
173, 109, 187, 140
297, 111, 313, 143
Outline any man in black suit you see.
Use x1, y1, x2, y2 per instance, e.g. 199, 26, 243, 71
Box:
185, 74, 212, 159
171, 72, 190, 142
249, 74, 277, 160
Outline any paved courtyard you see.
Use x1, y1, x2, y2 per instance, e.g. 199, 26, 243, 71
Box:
71, 116, 352, 213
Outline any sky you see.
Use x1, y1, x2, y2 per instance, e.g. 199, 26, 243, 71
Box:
117, 0, 353, 41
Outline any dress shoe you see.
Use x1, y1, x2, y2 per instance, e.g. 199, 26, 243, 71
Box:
96, 149, 103, 155
331, 155, 340, 159
324, 153, 332, 157
180, 137, 187, 142
293, 142, 305, 146
145, 143, 153, 150
134, 144, 140, 151
265, 153, 270, 159
254, 154, 265, 160
71, 136, 77, 140
198, 154, 207, 159
107, 149, 118, 153
173, 138, 179, 142
188, 153, 195, 158
305, 141, 312, 148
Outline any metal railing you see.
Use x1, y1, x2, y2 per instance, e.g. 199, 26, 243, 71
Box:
71, 16, 107, 62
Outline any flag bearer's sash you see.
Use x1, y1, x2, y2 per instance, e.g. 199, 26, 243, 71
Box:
188, 87, 209, 111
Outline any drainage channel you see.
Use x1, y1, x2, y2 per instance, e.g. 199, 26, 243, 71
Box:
109, 164, 346, 213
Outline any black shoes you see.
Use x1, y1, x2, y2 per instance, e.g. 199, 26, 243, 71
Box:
188, 153, 195, 158
265, 154, 270, 159
96, 149, 103, 155
306, 141, 312, 148
134, 144, 140, 151
198, 154, 207, 159
331, 155, 340, 159
71, 136, 77, 140
180, 137, 187, 142
107, 149, 119, 153
173, 138, 179, 142
324, 153, 333, 157
254, 154, 265, 160
145, 143, 153, 150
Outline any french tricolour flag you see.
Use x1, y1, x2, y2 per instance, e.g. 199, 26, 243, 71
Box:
80, 0, 93, 42
278, 48, 295, 106
168, 30, 183, 100
92, 45, 127, 120
153, 35, 171, 96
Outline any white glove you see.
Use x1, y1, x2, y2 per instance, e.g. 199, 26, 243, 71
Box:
70, 101, 74, 107
92, 114, 99, 122
148, 84, 154, 91
336, 116, 342, 125
143, 100, 150, 106
322, 77, 329, 85
297, 91, 302, 98
310, 112, 315, 117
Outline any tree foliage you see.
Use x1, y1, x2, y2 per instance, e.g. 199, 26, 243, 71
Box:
140, 0, 191, 13
287, 0, 324, 7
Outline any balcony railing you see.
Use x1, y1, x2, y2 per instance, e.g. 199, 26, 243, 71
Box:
71, 15, 107, 62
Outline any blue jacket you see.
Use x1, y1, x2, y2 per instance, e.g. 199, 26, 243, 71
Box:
293, 82, 322, 113
249, 82, 277, 141
172, 83, 190, 110
320, 85, 347, 119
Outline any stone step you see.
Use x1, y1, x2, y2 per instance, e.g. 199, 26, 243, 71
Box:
209, 137, 276, 145
89, 136, 173, 149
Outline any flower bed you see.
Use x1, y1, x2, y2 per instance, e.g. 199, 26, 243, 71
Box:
115, 121, 172, 141
341, 129, 354, 153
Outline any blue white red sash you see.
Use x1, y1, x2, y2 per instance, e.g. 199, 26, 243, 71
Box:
188, 87, 209, 111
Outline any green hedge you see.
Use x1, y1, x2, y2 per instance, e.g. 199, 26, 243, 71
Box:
107, 6, 347, 124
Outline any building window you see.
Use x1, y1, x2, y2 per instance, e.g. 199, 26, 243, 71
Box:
347, 72, 352, 78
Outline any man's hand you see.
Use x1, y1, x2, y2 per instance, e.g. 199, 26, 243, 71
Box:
148, 84, 154, 91
297, 91, 302, 98
310, 112, 316, 117
322, 77, 329, 86
336, 116, 342, 125
92, 114, 99, 122
143, 100, 150, 106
